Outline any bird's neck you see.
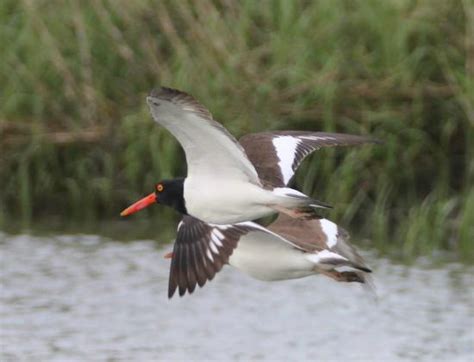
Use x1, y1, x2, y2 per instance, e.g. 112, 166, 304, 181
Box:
163, 177, 188, 215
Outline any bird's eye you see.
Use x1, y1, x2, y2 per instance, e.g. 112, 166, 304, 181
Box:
156, 184, 164, 192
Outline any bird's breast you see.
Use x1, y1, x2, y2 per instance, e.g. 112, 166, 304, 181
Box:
229, 233, 315, 281
183, 178, 275, 224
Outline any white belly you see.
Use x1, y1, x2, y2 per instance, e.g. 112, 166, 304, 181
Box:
184, 178, 277, 224
228, 230, 315, 281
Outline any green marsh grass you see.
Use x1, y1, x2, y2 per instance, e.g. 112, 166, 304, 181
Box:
0, 0, 472, 260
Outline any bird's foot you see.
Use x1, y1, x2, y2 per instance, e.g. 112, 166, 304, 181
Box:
319, 269, 364, 283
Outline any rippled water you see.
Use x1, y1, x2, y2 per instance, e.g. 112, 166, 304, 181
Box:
1, 232, 473, 361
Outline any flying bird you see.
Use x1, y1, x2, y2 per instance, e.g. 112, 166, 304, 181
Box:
166, 214, 373, 298
121, 87, 337, 224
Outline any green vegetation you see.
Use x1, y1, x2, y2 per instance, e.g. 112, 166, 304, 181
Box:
1, 0, 472, 260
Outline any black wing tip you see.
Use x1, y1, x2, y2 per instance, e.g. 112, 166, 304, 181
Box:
168, 284, 177, 299
335, 134, 384, 146
168, 279, 208, 299
356, 265, 372, 273
309, 200, 333, 210
168, 283, 202, 299
168, 282, 199, 299
319, 132, 383, 145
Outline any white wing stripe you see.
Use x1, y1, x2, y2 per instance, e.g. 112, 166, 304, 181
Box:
306, 250, 348, 264
320, 219, 338, 248
209, 241, 219, 254
206, 249, 214, 261
211, 231, 223, 247
213, 229, 225, 240
272, 136, 301, 184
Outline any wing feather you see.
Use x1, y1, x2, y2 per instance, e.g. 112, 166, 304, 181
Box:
239, 131, 380, 187
268, 214, 371, 273
168, 215, 254, 298
147, 87, 260, 185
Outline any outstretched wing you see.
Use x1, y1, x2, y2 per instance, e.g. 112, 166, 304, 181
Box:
168, 215, 255, 298
239, 131, 380, 187
147, 87, 260, 185
267, 213, 371, 273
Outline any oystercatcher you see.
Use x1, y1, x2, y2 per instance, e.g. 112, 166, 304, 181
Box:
160, 130, 378, 297
121, 87, 337, 224
167, 214, 373, 298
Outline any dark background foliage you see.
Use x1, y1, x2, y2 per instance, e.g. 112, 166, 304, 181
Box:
1, 0, 472, 259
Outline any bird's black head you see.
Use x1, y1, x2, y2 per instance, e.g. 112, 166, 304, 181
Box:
120, 177, 187, 217
154, 178, 187, 214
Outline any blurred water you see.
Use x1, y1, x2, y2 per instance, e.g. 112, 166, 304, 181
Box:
1, 232, 473, 361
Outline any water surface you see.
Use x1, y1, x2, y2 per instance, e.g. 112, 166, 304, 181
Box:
1, 232, 473, 361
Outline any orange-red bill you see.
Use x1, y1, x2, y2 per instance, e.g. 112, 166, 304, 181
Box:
120, 193, 156, 216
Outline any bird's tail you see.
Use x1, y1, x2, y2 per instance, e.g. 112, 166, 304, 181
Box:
271, 187, 332, 210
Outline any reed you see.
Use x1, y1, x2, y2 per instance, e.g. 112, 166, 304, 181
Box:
1, 0, 472, 260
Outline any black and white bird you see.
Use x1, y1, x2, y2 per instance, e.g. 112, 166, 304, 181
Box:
166, 214, 374, 298
121, 87, 335, 224
160, 129, 378, 298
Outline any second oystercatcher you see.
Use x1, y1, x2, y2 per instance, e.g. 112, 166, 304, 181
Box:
166, 214, 373, 298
